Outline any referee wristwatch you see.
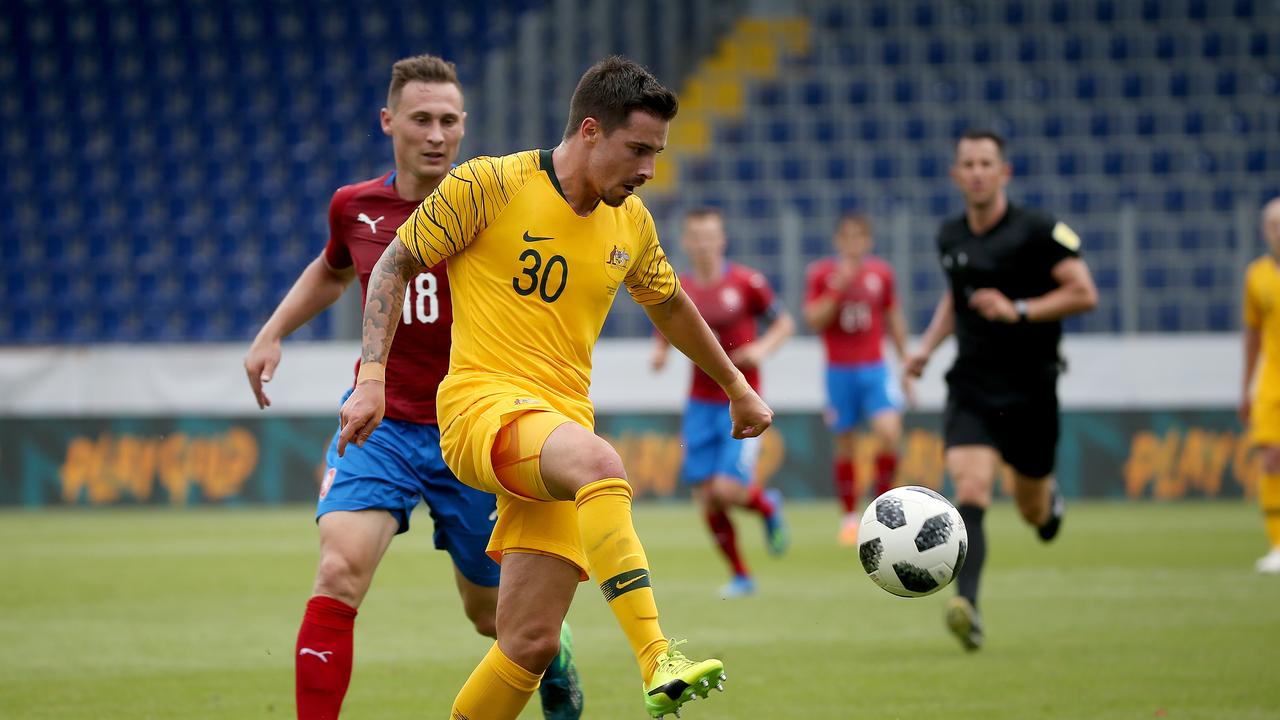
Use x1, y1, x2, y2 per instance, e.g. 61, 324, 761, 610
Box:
1014, 298, 1029, 323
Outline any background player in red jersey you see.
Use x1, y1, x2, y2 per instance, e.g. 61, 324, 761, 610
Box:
804, 213, 910, 545
242, 55, 581, 720
652, 207, 794, 598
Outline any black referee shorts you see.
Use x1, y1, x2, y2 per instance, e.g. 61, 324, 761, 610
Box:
943, 387, 1060, 479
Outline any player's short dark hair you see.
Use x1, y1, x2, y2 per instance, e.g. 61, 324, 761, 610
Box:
838, 212, 872, 234
388, 54, 462, 109
684, 206, 723, 222
563, 56, 679, 139
956, 128, 1006, 159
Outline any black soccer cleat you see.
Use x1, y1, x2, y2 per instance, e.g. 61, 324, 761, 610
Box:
1037, 483, 1065, 542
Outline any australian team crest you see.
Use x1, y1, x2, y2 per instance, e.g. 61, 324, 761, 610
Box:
607, 245, 630, 269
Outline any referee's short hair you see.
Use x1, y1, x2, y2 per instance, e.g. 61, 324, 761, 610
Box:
956, 128, 1007, 159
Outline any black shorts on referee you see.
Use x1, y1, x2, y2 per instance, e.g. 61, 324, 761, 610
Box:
943, 381, 1059, 479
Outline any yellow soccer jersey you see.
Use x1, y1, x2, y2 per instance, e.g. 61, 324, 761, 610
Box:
397, 148, 680, 423
1245, 256, 1280, 400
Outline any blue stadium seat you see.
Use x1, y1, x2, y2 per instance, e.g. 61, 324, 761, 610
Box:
1005, 0, 1028, 26
882, 39, 906, 66
1109, 33, 1129, 61
1216, 69, 1238, 97
1249, 32, 1269, 59
893, 78, 917, 104
1075, 72, 1098, 100
871, 154, 898, 180
847, 80, 874, 105
904, 117, 927, 141
913, 2, 937, 28
926, 38, 948, 64
1062, 33, 1085, 62
734, 158, 762, 183
716, 122, 746, 146
812, 118, 839, 143
927, 191, 950, 216
756, 83, 784, 108
826, 157, 850, 181
1246, 148, 1267, 173
780, 158, 808, 182
858, 117, 883, 142
802, 80, 828, 106
983, 76, 1007, 102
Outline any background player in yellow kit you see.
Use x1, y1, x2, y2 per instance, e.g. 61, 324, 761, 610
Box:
1242, 196, 1280, 574
337, 56, 773, 720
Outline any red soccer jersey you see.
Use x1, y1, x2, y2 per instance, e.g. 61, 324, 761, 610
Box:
805, 256, 896, 365
680, 263, 777, 402
323, 171, 452, 424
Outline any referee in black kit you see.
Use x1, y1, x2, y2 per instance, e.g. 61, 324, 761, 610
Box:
904, 129, 1098, 652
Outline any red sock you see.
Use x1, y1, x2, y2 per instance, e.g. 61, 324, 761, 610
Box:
705, 508, 749, 577
744, 485, 775, 517
874, 453, 898, 498
296, 595, 358, 720
835, 460, 856, 514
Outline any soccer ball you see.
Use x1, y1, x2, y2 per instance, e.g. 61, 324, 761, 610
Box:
857, 486, 968, 598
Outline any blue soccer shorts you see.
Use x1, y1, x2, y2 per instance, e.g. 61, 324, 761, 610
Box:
680, 398, 761, 485
317, 391, 500, 587
825, 360, 904, 433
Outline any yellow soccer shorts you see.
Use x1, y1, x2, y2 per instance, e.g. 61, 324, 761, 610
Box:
1252, 392, 1280, 446
439, 387, 590, 580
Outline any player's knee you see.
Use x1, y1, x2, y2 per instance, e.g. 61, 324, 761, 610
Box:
710, 479, 741, 508
314, 552, 368, 606
580, 441, 627, 484
501, 623, 561, 672
951, 476, 989, 506
466, 604, 497, 639
878, 425, 902, 448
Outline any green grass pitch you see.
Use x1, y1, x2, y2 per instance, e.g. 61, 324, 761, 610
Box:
3, 501, 1278, 719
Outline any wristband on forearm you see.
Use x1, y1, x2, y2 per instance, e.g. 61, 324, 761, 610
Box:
356, 361, 386, 383
722, 371, 752, 401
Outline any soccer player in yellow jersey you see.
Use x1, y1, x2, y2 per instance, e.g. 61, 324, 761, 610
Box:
1242, 196, 1280, 574
338, 56, 772, 719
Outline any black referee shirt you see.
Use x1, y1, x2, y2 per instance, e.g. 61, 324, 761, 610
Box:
936, 203, 1080, 395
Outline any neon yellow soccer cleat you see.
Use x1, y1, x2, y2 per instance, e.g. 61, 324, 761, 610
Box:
643, 640, 726, 719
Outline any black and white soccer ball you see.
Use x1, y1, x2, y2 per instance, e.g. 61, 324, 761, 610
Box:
857, 486, 968, 598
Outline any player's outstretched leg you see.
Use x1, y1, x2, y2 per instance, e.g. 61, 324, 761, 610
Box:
538, 621, 584, 720
575, 477, 726, 716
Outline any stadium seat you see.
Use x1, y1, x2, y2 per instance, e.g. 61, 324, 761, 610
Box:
6, 0, 1274, 342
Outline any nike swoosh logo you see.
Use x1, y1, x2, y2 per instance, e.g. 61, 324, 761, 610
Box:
615, 575, 645, 590
523, 231, 554, 243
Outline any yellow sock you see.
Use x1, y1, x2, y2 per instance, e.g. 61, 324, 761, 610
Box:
450, 642, 541, 720
575, 478, 668, 683
1261, 472, 1280, 549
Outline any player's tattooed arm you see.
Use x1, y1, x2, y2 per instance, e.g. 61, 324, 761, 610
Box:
361, 238, 425, 365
